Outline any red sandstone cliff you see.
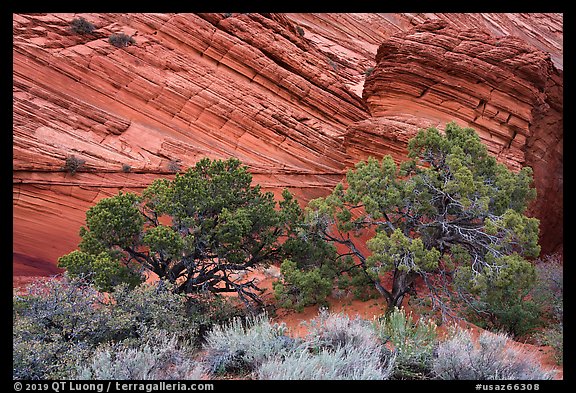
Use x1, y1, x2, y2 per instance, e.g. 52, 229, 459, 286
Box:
13, 13, 562, 278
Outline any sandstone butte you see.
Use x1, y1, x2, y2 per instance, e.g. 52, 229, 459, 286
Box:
13, 13, 562, 281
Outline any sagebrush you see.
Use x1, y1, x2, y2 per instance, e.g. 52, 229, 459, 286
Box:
76, 331, 204, 380
202, 313, 296, 376
432, 328, 556, 380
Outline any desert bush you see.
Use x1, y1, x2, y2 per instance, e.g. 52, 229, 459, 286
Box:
538, 323, 563, 365
109, 33, 135, 48
202, 313, 296, 376
70, 17, 96, 35
273, 259, 332, 312
13, 276, 110, 345
257, 310, 395, 380
13, 277, 108, 379
373, 307, 438, 379
532, 253, 563, 322
257, 344, 394, 380
432, 328, 556, 380
76, 331, 204, 380
304, 308, 379, 352
104, 280, 200, 344
185, 292, 249, 343
13, 277, 202, 379
63, 155, 86, 175
13, 334, 92, 380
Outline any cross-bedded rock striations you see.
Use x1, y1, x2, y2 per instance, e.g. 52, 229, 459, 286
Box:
12, 13, 562, 277
353, 19, 562, 254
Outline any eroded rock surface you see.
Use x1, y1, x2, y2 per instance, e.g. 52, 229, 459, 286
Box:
13, 13, 562, 277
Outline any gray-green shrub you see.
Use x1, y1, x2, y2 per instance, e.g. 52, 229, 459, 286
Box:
257, 344, 394, 380
13, 277, 107, 379
257, 310, 395, 380
13, 277, 201, 379
303, 308, 379, 352
105, 280, 199, 344
202, 313, 295, 376
76, 331, 205, 380
432, 328, 556, 380
532, 253, 563, 322
538, 324, 563, 365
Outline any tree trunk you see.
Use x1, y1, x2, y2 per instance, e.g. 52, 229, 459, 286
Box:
389, 270, 418, 310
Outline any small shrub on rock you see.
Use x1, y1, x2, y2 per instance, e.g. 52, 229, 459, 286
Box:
70, 17, 96, 35
109, 33, 135, 48
63, 155, 86, 175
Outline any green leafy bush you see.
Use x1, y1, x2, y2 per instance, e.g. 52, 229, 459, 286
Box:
373, 307, 438, 379
273, 259, 332, 312
457, 253, 543, 337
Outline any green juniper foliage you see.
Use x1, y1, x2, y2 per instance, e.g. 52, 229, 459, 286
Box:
279, 122, 540, 319
59, 158, 306, 307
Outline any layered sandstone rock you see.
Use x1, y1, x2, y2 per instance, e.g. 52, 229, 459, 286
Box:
352, 19, 563, 254
12, 13, 562, 278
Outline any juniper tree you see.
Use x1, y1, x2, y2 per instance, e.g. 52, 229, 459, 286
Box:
279, 122, 540, 318
58, 158, 305, 307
